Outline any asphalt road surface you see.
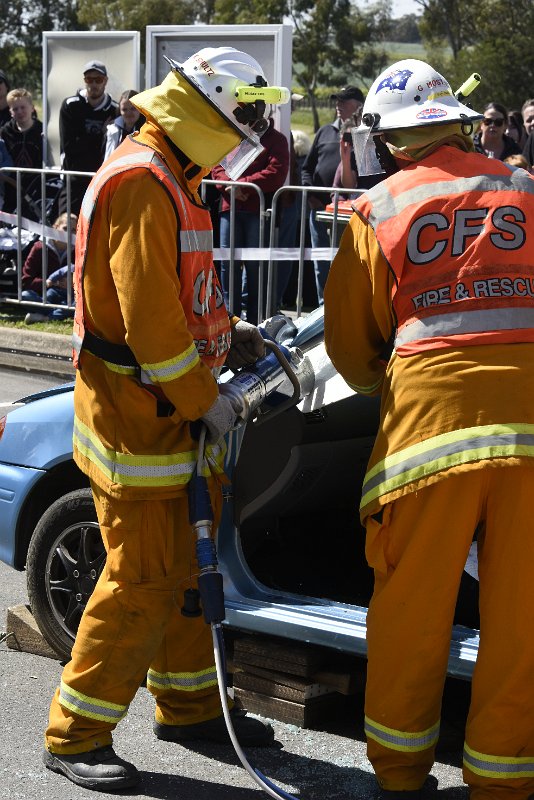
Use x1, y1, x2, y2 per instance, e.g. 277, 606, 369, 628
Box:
0, 366, 470, 800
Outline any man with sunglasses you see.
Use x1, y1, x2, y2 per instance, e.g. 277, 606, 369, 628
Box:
58, 60, 119, 214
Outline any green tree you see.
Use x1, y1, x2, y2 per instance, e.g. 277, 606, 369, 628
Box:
0, 0, 82, 92
415, 0, 534, 109
76, 0, 196, 54
211, 0, 392, 131
289, 0, 391, 131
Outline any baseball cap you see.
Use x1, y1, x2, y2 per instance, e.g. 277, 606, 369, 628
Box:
83, 60, 107, 77
330, 85, 364, 103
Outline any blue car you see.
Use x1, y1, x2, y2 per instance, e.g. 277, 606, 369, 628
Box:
0, 309, 480, 676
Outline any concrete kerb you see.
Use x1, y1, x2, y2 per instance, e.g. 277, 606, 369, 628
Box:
0, 326, 75, 379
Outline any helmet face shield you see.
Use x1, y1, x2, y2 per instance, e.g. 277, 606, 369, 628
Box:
219, 137, 265, 180
352, 122, 385, 177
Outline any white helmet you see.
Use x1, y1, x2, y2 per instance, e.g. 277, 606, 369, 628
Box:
361, 58, 482, 132
166, 47, 289, 140
353, 59, 482, 176
164, 47, 289, 179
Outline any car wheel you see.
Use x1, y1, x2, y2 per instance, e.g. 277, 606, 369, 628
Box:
26, 488, 104, 660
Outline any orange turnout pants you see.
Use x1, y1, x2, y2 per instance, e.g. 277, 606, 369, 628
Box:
364, 466, 534, 799
45, 479, 223, 754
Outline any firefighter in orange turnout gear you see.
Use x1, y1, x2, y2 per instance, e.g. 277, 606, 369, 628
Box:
43, 48, 289, 791
325, 58, 534, 800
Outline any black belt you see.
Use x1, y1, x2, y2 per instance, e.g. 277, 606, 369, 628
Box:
82, 329, 139, 367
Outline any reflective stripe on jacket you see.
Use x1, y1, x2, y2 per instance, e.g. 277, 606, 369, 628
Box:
70, 125, 228, 498
354, 147, 534, 356
73, 135, 230, 373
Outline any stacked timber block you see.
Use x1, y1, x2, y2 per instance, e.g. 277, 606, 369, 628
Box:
228, 634, 363, 728
5, 604, 62, 660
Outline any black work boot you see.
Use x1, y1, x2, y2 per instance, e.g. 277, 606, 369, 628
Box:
379, 791, 422, 799
154, 706, 275, 747
43, 746, 140, 791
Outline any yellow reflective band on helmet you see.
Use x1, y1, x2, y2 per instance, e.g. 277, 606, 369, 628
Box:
464, 743, 534, 779
139, 342, 199, 383
365, 715, 440, 752
73, 416, 225, 487
146, 666, 218, 692
361, 423, 534, 510
59, 680, 128, 723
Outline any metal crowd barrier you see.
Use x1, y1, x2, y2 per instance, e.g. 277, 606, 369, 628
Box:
0, 166, 363, 323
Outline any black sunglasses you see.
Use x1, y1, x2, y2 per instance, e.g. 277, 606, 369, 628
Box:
482, 117, 505, 127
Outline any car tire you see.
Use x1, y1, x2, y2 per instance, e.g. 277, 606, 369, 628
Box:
26, 488, 104, 661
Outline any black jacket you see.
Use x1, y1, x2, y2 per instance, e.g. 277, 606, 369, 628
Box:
301, 119, 342, 207
473, 131, 521, 161
59, 90, 118, 173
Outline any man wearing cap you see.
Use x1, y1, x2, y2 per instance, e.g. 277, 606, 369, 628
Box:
301, 85, 364, 304
58, 60, 118, 214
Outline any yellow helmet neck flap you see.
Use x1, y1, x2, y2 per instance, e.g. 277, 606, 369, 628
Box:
131, 71, 242, 169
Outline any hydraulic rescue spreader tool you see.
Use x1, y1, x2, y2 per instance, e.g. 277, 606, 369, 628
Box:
185, 334, 314, 800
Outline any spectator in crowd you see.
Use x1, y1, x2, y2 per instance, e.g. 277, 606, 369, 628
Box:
301, 85, 364, 304
292, 129, 312, 174
21, 212, 77, 324
0, 138, 13, 210
473, 102, 521, 160
58, 60, 118, 214
521, 98, 534, 136
506, 109, 527, 149
503, 153, 532, 172
332, 115, 387, 203
211, 115, 289, 324
0, 88, 44, 220
278, 128, 318, 311
521, 99, 534, 168
103, 89, 144, 161
0, 70, 11, 127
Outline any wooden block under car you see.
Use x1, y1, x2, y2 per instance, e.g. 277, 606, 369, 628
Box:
232, 635, 326, 678
234, 687, 345, 728
233, 668, 336, 703
5, 604, 62, 660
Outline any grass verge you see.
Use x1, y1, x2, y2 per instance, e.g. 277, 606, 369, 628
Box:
0, 302, 72, 335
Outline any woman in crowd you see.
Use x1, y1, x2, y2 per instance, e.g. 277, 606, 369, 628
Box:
506, 109, 528, 150
103, 89, 144, 160
473, 102, 521, 161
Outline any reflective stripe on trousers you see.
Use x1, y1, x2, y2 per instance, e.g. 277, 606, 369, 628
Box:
364, 467, 534, 797
45, 483, 224, 755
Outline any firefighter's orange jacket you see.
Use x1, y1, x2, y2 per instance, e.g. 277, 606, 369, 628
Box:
324, 145, 534, 520
72, 122, 229, 500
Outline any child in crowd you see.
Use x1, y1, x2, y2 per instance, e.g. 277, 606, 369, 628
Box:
0, 88, 44, 219
22, 212, 77, 324
103, 89, 144, 161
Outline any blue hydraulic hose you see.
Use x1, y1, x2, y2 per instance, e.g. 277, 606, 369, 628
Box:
191, 425, 299, 800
